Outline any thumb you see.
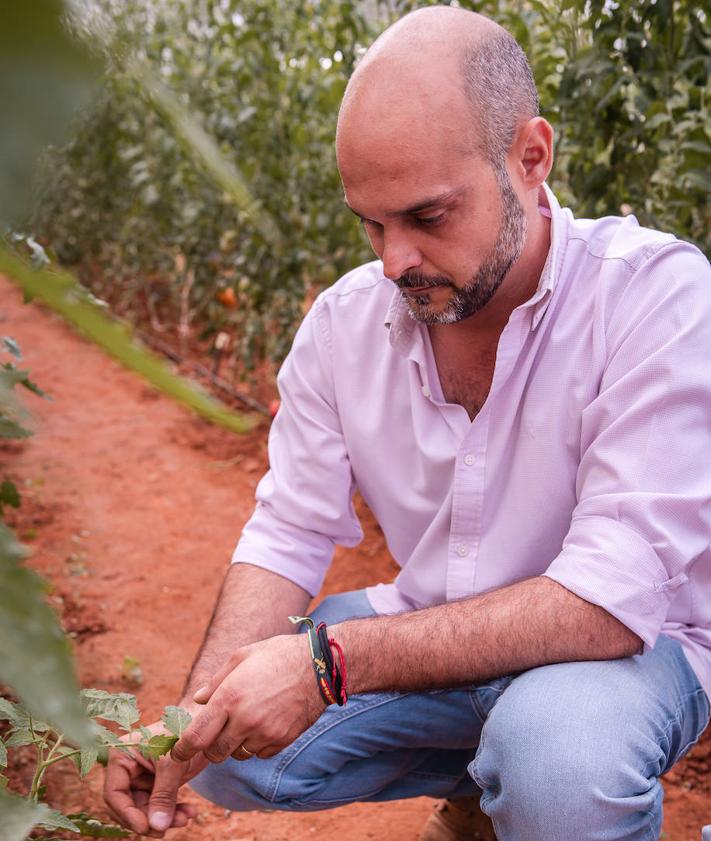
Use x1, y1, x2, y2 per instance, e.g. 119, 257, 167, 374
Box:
148, 757, 183, 832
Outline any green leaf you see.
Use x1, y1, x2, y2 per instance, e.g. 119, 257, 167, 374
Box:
0, 248, 257, 435
37, 807, 80, 831
0, 363, 49, 399
138, 734, 178, 760
0, 1, 99, 225
80, 689, 140, 731
0, 739, 7, 767
0, 697, 28, 726
0, 523, 95, 747
161, 706, 192, 738
0, 788, 51, 841
93, 723, 126, 748
1, 337, 22, 359
0, 417, 32, 439
5, 729, 36, 748
66, 813, 131, 838
80, 742, 99, 777
0, 480, 21, 512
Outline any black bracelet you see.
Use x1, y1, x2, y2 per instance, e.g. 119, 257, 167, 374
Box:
289, 615, 338, 705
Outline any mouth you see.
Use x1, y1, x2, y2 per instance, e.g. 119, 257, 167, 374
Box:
399, 284, 444, 294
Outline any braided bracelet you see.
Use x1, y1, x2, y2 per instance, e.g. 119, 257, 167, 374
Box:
289, 615, 348, 706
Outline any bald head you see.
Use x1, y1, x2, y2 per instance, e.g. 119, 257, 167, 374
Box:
337, 6, 539, 173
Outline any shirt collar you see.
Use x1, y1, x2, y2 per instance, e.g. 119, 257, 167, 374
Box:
383, 182, 564, 348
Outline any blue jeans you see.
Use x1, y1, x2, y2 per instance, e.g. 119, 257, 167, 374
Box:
190, 589, 710, 841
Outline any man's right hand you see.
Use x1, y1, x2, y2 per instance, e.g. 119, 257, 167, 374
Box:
104, 721, 208, 837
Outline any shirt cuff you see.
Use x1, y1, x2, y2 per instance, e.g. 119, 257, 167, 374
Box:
231, 501, 335, 597
543, 514, 689, 650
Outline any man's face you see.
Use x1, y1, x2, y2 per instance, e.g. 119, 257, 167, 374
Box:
338, 126, 528, 325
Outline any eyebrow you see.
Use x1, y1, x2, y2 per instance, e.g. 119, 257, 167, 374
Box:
345, 187, 466, 220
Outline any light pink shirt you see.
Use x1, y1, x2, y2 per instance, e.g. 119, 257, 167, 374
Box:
233, 185, 711, 697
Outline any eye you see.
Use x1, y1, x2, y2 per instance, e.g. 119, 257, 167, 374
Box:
360, 217, 383, 232
415, 213, 446, 228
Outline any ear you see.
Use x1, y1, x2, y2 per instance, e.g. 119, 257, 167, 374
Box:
510, 117, 554, 191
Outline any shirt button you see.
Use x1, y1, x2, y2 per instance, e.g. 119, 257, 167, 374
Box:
456, 543, 468, 557
464, 454, 475, 466
422, 384, 431, 398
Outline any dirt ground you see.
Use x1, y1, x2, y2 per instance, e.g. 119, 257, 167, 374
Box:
1, 273, 710, 840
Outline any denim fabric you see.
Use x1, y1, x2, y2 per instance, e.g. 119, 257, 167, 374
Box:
190, 589, 709, 840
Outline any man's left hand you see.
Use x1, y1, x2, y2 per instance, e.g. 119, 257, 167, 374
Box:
170, 634, 324, 764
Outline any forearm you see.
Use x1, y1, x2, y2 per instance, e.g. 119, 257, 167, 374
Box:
331, 576, 642, 693
180, 562, 310, 704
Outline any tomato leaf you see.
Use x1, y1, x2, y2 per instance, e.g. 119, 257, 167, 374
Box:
138, 734, 178, 760
161, 706, 192, 738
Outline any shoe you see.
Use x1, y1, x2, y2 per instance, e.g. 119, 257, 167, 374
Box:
417, 796, 497, 841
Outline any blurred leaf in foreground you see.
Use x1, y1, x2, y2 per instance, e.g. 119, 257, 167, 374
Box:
0, 0, 98, 225
0, 523, 94, 747
0, 788, 51, 841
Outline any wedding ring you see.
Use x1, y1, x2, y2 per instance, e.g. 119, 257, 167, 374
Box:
233, 743, 255, 761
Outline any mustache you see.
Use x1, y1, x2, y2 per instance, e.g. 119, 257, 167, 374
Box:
396, 271, 452, 290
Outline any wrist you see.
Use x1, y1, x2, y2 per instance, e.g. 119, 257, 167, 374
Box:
289, 615, 349, 706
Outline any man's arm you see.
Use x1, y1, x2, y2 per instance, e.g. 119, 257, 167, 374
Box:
104, 562, 310, 837
180, 562, 311, 704
171, 575, 641, 771
331, 576, 642, 694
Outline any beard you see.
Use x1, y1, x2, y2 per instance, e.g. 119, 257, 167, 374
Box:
397, 169, 527, 325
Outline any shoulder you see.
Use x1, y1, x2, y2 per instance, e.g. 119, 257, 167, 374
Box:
565, 212, 705, 275
561, 212, 710, 325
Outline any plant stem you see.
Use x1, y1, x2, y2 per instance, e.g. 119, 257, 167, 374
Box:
43, 748, 80, 769
28, 732, 50, 802
29, 733, 64, 801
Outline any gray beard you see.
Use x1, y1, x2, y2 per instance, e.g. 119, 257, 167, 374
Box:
402, 168, 527, 325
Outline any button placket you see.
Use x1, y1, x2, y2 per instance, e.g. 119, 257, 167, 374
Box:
447, 415, 489, 601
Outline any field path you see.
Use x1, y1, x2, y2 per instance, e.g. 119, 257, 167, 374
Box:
1, 274, 708, 840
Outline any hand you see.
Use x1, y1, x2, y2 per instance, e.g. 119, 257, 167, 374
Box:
171, 634, 324, 764
103, 719, 207, 837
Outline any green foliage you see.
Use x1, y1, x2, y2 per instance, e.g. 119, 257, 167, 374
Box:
30, 0, 709, 372
0, 523, 96, 749
162, 705, 192, 737
32, 0, 374, 367
0, 335, 49, 441
0, 0, 98, 226
0, 689, 190, 838
0, 243, 257, 434
0, 789, 52, 841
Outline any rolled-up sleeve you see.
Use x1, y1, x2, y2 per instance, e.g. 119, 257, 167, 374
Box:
232, 297, 363, 595
544, 244, 711, 648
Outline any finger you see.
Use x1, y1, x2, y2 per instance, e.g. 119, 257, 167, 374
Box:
201, 712, 252, 764
146, 755, 186, 833
254, 742, 288, 759
103, 751, 150, 835
171, 705, 229, 762
192, 649, 248, 704
135, 790, 199, 822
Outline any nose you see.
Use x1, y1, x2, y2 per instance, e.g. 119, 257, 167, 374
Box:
380, 229, 422, 281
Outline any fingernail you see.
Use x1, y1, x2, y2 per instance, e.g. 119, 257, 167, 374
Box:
150, 812, 171, 831
193, 685, 207, 701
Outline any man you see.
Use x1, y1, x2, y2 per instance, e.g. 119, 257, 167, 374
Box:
104, 7, 711, 840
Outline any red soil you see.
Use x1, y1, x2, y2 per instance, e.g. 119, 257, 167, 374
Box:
1, 274, 709, 840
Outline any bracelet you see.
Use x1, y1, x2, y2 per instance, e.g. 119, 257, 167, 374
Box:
289, 615, 348, 706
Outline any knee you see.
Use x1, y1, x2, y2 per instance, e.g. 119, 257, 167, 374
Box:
469, 664, 663, 840
189, 752, 330, 813
189, 758, 277, 812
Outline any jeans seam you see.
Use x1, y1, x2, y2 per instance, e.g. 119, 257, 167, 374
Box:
265, 691, 411, 803
658, 686, 711, 775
